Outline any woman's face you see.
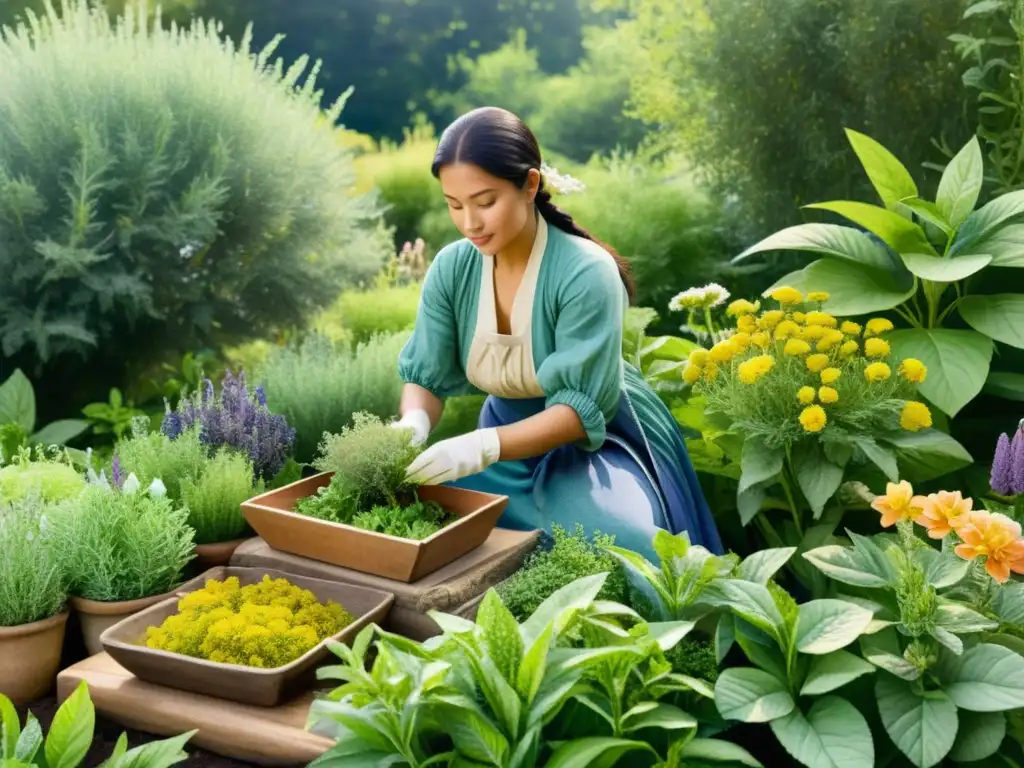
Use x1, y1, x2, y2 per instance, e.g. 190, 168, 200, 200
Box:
438, 162, 539, 256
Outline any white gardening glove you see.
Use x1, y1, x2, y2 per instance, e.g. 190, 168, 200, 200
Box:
405, 428, 501, 485
390, 409, 432, 447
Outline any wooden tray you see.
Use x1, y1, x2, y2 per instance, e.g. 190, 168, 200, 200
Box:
100, 567, 394, 707
241, 472, 508, 582
57, 653, 332, 766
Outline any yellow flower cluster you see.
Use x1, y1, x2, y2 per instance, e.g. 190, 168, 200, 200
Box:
686, 287, 933, 435
145, 575, 353, 668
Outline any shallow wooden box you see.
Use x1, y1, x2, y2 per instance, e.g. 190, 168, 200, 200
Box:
240, 472, 508, 582
99, 566, 394, 707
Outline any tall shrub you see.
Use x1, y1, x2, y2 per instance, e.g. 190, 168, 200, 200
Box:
0, 1, 385, 420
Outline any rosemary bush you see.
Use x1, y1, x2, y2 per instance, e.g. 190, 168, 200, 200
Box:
257, 332, 407, 463
47, 483, 195, 602
0, 497, 66, 626
0, 0, 384, 414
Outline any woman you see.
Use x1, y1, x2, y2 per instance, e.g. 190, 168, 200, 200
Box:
392, 107, 722, 559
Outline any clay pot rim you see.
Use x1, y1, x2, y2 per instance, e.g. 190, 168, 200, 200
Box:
70, 590, 177, 615
0, 609, 70, 639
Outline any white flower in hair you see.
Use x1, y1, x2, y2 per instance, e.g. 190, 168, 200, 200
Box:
540, 162, 586, 195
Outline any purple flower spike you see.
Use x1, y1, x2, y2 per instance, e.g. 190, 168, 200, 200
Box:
1012, 425, 1024, 495
992, 433, 1013, 495
111, 454, 123, 489
161, 368, 295, 483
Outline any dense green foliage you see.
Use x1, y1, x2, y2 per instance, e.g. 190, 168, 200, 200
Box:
0, 1, 385, 420
0, 497, 66, 626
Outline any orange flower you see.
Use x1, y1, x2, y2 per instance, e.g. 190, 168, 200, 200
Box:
914, 491, 972, 539
871, 481, 926, 528
954, 511, 1024, 584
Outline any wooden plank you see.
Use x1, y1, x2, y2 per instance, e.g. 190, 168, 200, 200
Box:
57, 654, 333, 767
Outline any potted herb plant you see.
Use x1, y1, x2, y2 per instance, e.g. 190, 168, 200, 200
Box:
242, 413, 507, 582
47, 472, 196, 655
0, 496, 68, 703
115, 424, 262, 566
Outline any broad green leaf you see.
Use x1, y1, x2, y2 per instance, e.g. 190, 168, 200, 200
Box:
737, 484, 767, 527
949, 711, 1006, 762
734, 623, 789, 682
104, 730, 194, 768
516, 623, 554, 704
621, 702, 697, 733
544, 737, 656, 768
641, 335, 699, 363
922, 552, 971, 590
792, 441, 844, 518
703, 580, 786, 645
900, 253, 991, 282
795, 600, 874, 655
715, 614, 735, 664
954, 188, 1024, 254
984, 371, 1024, 401
0, 369, 35, 434
887, 328, 993, 417
739, 438, 783, 494
959, 294, 1024, 349
733, 223, 896, 271
882, 430, 974, 483
845, 129, 919, 210
766, 258, 916, 316
930, 626, 963, 656
800, 650, 876, 696
769, 696, 874, 768
860, 630, 921, 681
519, 573, 607, 648
944, 643, 1024, 711
680, 738, 763, 767
0, 693, 19, 760
994, 582, 1024, 625
45, 679, 94, 768
875, 674, 957, 768
714, 668, 795, 723
477, 591, 524, 683
428, 611, 477, 636
31, 418, 90, 447
804, 201, 936, 255
936, 135, 984, 227
14, 715, 42, 764
850, 436, 899, 481
645, 621, 697, 651
965, 0, 1008, 16
802, 545, 890, 589
739, 548, 797, 585
443, 708, 510, 765
900, 198, 953, 235
958, 222, 1024, 266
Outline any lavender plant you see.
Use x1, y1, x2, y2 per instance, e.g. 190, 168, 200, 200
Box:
162, 370, 295, 483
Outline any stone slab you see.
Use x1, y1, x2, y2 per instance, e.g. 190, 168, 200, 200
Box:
57, 653, 332, 767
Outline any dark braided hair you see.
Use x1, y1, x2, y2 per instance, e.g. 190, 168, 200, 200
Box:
431, 106, 635, 303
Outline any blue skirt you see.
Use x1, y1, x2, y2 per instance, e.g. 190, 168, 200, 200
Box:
449, 390, 723, 561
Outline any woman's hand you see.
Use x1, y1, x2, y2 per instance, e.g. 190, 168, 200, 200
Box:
405, 428, 501, 485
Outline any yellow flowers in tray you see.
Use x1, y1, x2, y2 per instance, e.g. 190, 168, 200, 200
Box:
145, 575, 353, 668
685, 287, 931, 440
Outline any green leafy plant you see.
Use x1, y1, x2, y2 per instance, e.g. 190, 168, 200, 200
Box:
0, 369, 89, 454
47, 481, 195, 602
0, 0, 385, 415
81, 388, 148, 442
177, 449, 260, 544
496, 524, 628, 622
257, 332, 408, 464
0, 447, 85, 503
0, 496, 66, 627
0, 680, 196, 768
734, 129, 1024, 419
799, 481, 1024, 766
296, 412, 455, 539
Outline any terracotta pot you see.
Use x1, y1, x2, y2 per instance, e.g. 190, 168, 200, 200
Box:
70, 570, 214, 657
241, 472, 508, 583
0, 611, 69, 704
193, 537, 250, 568
101, 566, 394, 707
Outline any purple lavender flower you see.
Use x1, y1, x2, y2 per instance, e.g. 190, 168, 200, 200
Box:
991, 432, 1013, 495
1012, 424, 1024, 496
111, 454, 124, 489
161, 369, 296, 482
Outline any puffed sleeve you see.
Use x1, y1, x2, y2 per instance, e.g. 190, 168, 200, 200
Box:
397, 244, 474, 399
536, 253, 625, 451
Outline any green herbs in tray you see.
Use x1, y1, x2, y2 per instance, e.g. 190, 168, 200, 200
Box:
295, 413, 459, 540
